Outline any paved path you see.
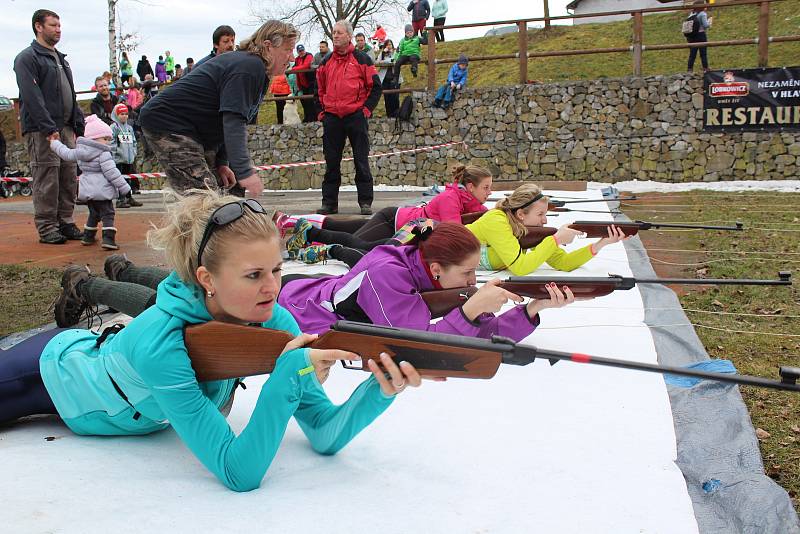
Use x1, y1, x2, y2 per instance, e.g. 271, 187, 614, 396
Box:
0, 190, 421, 272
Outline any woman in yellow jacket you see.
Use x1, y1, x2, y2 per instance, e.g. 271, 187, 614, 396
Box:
466, 183, 627, 275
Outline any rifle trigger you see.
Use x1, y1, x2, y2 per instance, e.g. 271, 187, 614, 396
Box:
547, 358, 559, 366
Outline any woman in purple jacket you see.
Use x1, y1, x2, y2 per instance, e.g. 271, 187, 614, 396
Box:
278, 222, 576, 340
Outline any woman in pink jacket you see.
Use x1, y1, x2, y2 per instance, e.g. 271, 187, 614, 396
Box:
283, 165, 492, 264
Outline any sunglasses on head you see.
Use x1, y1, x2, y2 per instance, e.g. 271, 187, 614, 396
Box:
197, 199, 267, 266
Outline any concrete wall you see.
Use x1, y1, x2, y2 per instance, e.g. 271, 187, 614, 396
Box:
7, 73, 800, 189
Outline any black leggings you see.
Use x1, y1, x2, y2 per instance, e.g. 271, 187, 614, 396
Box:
0, 329, 64, 424
352, 206, 398, 241
306, 225, 391, 251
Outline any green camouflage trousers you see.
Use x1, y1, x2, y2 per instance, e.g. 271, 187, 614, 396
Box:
143, 130, 244, 196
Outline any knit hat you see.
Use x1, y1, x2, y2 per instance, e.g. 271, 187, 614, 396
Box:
83, 115, 113, 140
114, 103, 128, 115
457, 53, 469, 65
405, 24, 413, 33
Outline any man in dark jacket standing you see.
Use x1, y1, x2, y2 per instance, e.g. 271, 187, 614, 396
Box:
136, 55, 154, 81
315, 20, 381, 215
90, 77, 119, 125
14, 9, 85, 244
408, 0, 431, 38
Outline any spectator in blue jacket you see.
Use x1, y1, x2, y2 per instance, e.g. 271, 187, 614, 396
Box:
433, 53, 468, 109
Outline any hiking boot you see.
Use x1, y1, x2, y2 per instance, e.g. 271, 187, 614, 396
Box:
60, 223, 84, 240
286, 219, 313, 259
101, 228, 119, 250
54, 265, 92, 327
39, 230, 67, 245
359, 204, 373, 216
127, 193, 143, 207
81, 226, 98, 246
296, 244, 333, 265
104, 253, 132, 281
316, 205, 338, 215
116, 196, 131, 208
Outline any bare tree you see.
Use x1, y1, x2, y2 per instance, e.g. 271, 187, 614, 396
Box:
248, 0, 406, 41
108, 0, 120, 83
108, 0, 147, 86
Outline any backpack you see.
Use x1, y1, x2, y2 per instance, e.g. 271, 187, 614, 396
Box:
681, 13, 700, 38
395, 95, 415, 132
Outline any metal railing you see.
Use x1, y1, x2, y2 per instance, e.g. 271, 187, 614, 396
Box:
424, 0, 800, 89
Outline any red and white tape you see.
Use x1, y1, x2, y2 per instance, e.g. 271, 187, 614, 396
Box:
124, 141, 467, 179
0, 141, 467, 183
1, 177, 32, 183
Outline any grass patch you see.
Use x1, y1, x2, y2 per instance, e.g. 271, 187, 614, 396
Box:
624, 191, 800, 511
0, 264, 61, 337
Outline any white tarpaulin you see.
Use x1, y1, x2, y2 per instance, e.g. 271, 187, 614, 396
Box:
1, 189, 701, 533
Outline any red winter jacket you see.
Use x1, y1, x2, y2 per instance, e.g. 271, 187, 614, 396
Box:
315, 44, 382, 119
291, 52, 314, 91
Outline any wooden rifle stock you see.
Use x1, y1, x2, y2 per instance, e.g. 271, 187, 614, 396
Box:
184, 322, 295, 382
184, 321, 504, 381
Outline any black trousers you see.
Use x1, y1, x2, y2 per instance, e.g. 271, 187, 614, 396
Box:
382, 72, 400, 117
393, 55, 419, 80
687, 33, 709, 70
301, 93, 318, 123
433, 17, 446, 42
86, 199, 116, 228
116, 162, 140, 192
321, 111, 374, 208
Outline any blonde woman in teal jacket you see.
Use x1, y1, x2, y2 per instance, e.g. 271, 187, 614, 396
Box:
0, 190, 423, 491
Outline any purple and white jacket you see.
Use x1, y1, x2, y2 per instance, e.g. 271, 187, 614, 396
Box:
278, 245, 539, 340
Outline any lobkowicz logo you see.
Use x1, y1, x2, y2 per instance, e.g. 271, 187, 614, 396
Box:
709, 71, 750, 98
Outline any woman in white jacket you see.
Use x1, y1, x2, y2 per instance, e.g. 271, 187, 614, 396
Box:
51, 114, 131, 250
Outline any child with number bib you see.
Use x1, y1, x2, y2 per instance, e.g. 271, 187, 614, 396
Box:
111, 104, 142, 207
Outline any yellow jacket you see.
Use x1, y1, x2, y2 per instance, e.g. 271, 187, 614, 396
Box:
466, 209, 595, 275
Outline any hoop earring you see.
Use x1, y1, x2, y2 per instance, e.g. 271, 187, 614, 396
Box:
207, 291, 214, 298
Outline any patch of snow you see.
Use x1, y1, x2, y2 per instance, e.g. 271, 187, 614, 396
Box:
590, 180, 800, 193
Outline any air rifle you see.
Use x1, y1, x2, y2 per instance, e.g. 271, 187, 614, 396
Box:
420, 272, 792, 318
514, 220, 743, 250
183, 320, 800, 392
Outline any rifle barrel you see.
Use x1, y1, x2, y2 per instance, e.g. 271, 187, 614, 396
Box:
558, 196, 637, 204
634, 271, 791, 286
520, 345, 800, 393
641, 220, 744, 231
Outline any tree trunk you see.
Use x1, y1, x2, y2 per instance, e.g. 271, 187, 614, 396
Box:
108, 0, 119, 86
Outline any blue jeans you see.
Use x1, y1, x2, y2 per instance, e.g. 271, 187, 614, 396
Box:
434, 84, 458, 107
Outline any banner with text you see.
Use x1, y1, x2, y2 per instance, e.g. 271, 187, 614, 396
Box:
703, 67, 800, 132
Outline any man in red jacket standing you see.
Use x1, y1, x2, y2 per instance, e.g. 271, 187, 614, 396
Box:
291, 44, 318, 123
315, 19, 381, 215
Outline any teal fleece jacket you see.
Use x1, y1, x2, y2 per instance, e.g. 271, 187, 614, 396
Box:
40, 272, 394, 491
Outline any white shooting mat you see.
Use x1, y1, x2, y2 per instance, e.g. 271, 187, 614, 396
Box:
1, 189, 698, 533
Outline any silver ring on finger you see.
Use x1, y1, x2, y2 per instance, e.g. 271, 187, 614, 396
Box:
393, 380, 407, 392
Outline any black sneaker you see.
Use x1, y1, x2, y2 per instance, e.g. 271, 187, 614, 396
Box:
39, 231, 67, 245
116, 197, 131, 209
359, 204, 373, 216
316, 205, 338, 215
127, 195, 143, 207
104, 254, 132, 282
54, 265, 92, 327
60, 223, 84, 240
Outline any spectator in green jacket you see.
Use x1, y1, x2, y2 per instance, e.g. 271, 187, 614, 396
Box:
393, 24, 421, 82
164, 50, 175, 78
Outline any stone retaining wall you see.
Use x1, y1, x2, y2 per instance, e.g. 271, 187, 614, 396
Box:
7, 73, 799, 188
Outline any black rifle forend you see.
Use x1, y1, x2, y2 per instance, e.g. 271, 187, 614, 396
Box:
328, 321, 800, 392
420, 272, 792, 317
